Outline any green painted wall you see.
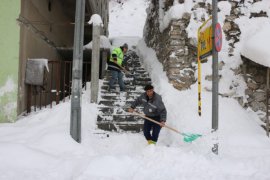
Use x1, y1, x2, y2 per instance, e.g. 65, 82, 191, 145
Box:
0, 0, 20, 122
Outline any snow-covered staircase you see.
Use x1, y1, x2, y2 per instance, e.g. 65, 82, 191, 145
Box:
97, 51, 151, 132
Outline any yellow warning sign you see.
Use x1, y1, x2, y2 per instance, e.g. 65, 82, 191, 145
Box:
198, 17, 212, 60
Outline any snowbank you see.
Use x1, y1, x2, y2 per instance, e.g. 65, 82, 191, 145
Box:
109, 0, 149, 38
241, 23, 270, 67
137, 39, 270, 179
110, 36, 141, 51
84, 35, 111, 50
1, 38, 270, 180
250, 1, 270, 16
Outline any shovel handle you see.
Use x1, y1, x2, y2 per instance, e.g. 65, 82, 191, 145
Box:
132, 112, 181, 134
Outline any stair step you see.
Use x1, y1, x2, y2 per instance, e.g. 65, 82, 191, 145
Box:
97, 115, 144, 122
99, 100, 133, 107
103, 80, 134, 85
100, 94, 139, 101
97, 50, 151, 133
97, 122, 143, 132
135, 77, 151, 81
100, 90, 144, 95
98, 107, 143, 115
101, 85, 136, 91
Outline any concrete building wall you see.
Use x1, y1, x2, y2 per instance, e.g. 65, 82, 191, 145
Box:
18, 0, 75, 115
0, 0, 20, 122
0, 0, 109, 122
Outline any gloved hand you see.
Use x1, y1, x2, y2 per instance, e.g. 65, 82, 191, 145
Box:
128, 108, 134, 113
160, 121, 166, 127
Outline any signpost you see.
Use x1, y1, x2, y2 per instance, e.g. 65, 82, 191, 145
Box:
212, 0, 219, 155
198, 17, 212, 60
197, 0, 221, 155
215, 23, 222, 52
197, 17, 212, 116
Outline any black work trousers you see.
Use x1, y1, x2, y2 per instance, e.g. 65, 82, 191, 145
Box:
143, 116, 162, 142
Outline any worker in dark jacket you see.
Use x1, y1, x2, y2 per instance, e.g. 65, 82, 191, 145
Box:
128, 85, 167, 145
107, 43, 128, 92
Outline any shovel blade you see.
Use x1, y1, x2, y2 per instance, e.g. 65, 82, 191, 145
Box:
182, 133, 202, 143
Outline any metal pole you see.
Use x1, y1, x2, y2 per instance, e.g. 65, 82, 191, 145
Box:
212, 0, 219, 155
91, 25, 101, 103
70, 0, 85, 143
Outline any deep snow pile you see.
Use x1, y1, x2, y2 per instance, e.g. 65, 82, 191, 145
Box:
236, 1, 270, 67
1, 78, 270, 179
1, 42, 270, 179
241, 23, 270, 67
1, 0, 270, 179
109, 0, 149, 38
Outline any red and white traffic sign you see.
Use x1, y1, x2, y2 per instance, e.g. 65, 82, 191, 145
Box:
215, 23, 222, 52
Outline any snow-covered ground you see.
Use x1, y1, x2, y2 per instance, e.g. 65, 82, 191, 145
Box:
108, 0, 149, 38
1, 0, 270, 179
1, 76, 270, 179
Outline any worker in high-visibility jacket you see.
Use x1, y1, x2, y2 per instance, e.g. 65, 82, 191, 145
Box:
107, 43, 128, 92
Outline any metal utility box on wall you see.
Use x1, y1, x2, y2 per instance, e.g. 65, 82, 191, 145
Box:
25, 59, 49, 86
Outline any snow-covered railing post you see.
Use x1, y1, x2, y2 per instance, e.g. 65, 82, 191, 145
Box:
70, 0, 85, 143
89, 14, 103, 103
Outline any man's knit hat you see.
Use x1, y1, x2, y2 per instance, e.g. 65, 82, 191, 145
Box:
121, 43, 128, 49
144, 84, 154, 91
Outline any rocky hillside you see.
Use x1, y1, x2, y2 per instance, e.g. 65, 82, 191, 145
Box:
143, 0, 270, 121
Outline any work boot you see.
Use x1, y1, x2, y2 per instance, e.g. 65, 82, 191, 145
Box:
108, 86, 116, 92
147, 140, 156, 145
120, 88, 126, 92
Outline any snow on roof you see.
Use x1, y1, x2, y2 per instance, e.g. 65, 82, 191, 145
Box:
88, 14, 103, 27
241, 23, 270, 67
84, 35, 111, 50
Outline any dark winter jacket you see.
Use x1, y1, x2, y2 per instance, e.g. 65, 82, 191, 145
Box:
131, 92, 167, 121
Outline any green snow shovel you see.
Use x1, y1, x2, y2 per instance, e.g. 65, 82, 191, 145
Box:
132, 112, 202, 143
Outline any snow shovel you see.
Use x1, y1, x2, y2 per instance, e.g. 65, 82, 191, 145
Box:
131, 111, 202, 143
